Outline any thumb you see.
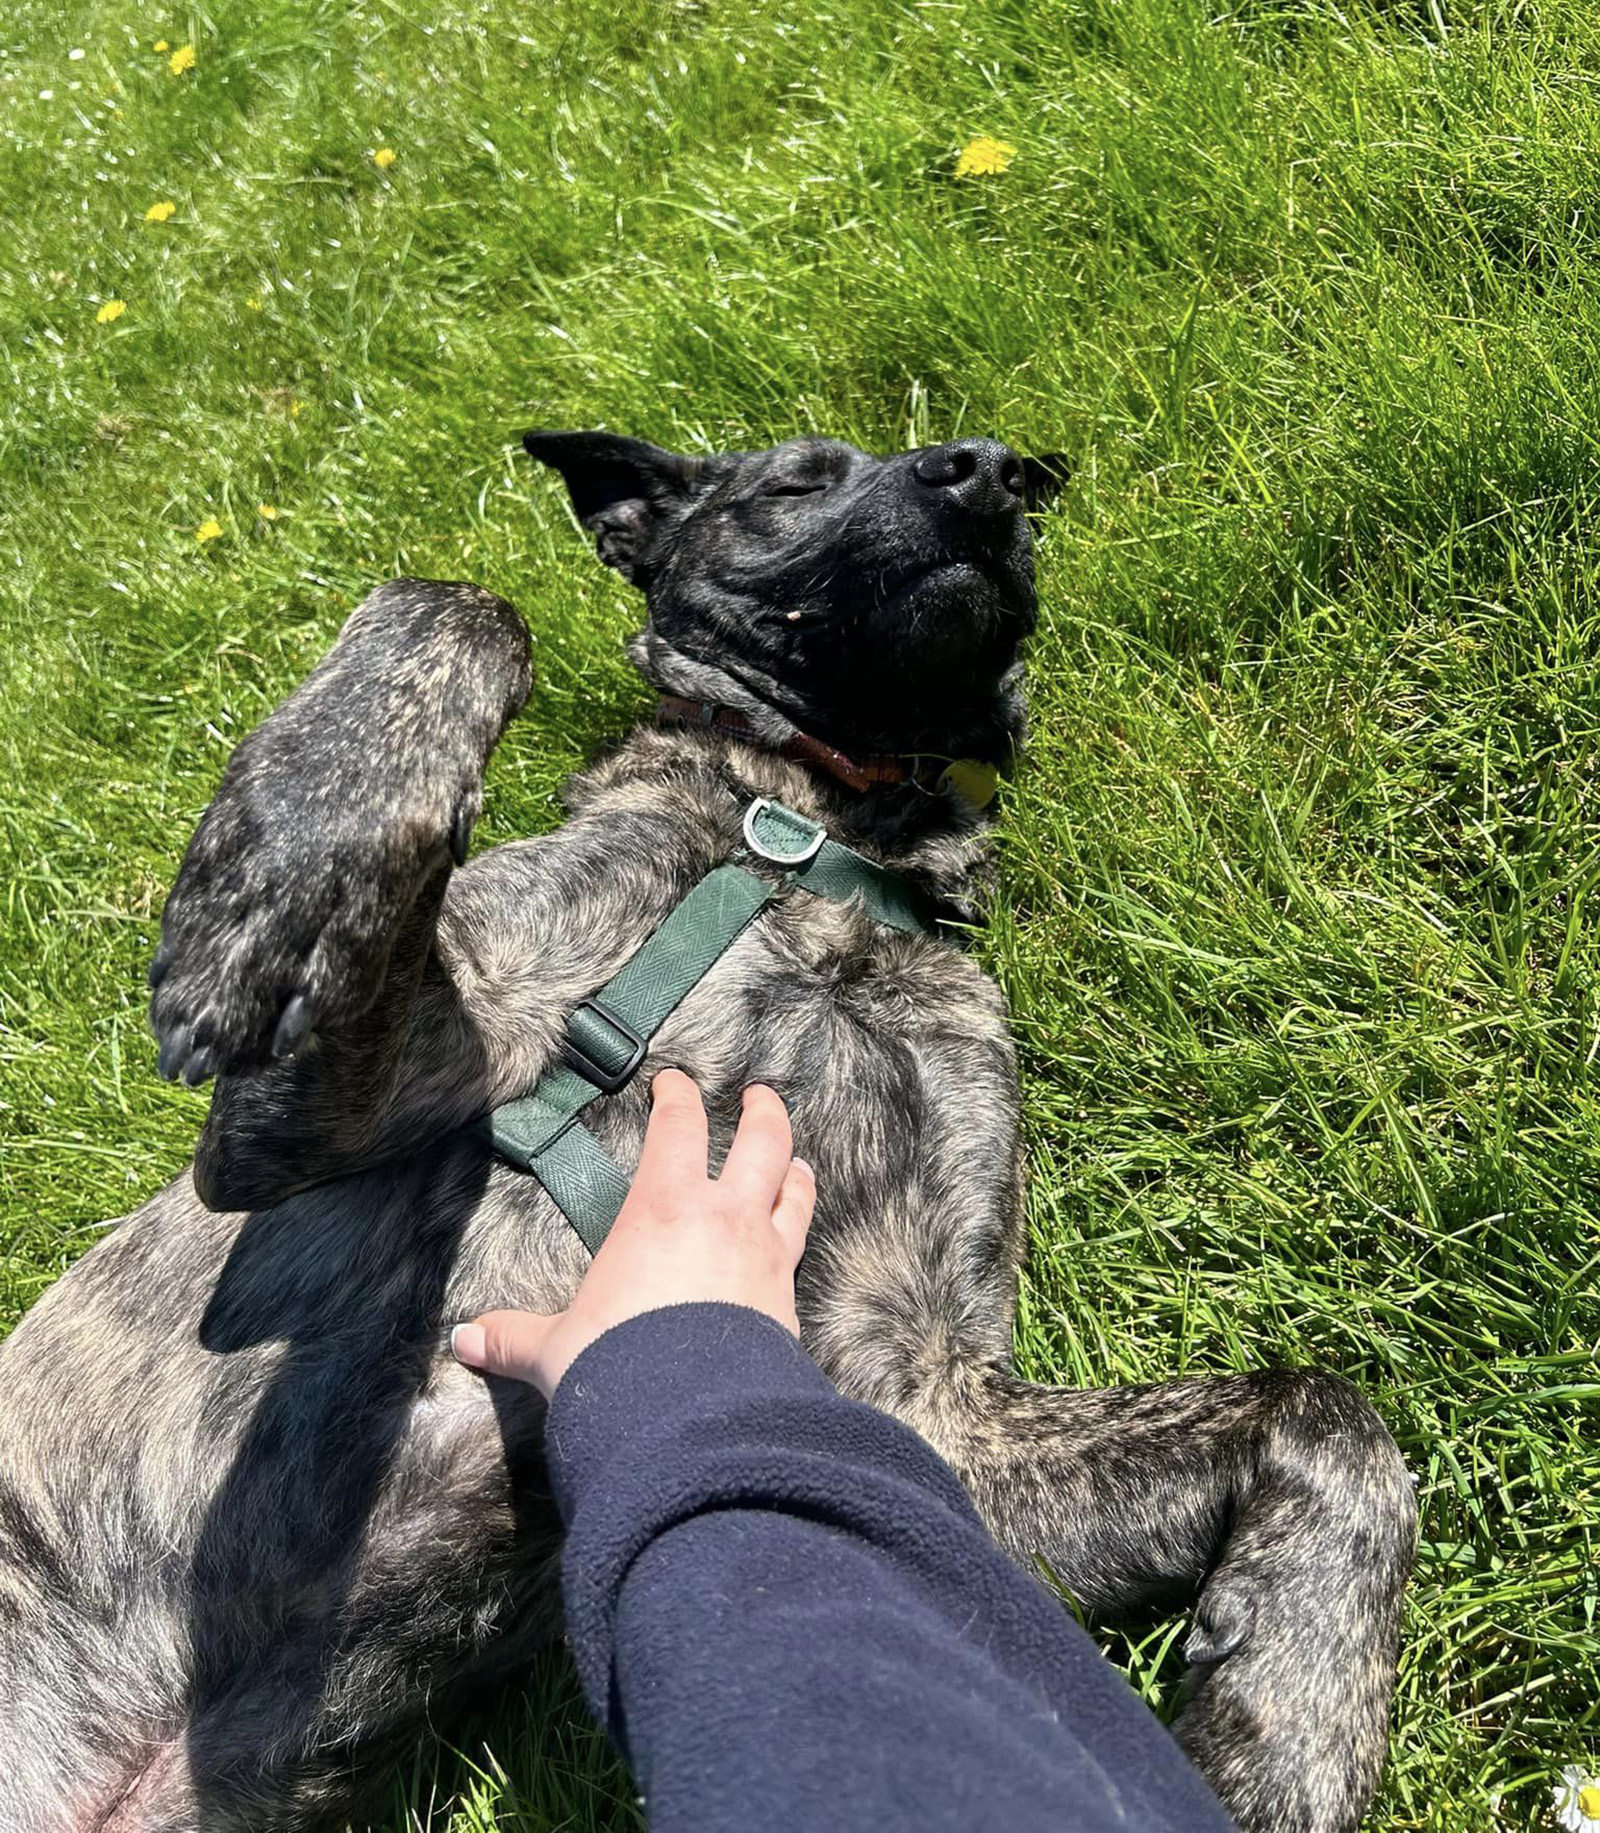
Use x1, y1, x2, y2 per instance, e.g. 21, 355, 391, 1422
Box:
451, 1309, 562, 1386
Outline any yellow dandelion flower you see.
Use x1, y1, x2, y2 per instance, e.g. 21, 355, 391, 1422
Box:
144, 200, 176, 223
95, 299, 127, 324
168, 44, 196, 76
245, 295, 262, 311
153, 39, 168, 52
954, 136, 1016, 179
257, 504, 279, 520
373, 146, 397, 170
289, 399, 302, 418
195, 518, 224, 542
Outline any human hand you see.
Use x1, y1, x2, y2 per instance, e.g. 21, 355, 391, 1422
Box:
451, 1069, 814, 1398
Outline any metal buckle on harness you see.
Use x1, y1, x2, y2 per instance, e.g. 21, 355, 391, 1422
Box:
562, 996, 648, 1094
743, 797, 825, 866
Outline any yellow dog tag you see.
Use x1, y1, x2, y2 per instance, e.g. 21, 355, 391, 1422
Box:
936, 759, 1000, 809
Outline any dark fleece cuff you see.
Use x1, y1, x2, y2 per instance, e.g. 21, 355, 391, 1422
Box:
543, 1301, 836, 1523
542, 1301, 987, 1728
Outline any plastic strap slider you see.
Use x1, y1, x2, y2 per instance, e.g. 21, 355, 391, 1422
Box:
562, 996, 648, 1094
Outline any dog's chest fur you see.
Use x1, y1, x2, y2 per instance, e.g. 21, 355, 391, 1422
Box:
429, 727, 1027, 1400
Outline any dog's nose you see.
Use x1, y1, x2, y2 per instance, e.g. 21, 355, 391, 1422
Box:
911, 438, 1025, 517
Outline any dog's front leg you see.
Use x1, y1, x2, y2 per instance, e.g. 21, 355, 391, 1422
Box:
148, 578, 531, 1184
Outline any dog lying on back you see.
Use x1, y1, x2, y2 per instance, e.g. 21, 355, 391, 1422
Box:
0, 429, 1415, 1833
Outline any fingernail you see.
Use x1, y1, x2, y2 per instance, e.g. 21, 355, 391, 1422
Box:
450, 1323, 487, 1367
791, 1156, 814, 1178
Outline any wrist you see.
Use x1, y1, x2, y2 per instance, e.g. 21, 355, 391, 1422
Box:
543, 1302, 833, 1524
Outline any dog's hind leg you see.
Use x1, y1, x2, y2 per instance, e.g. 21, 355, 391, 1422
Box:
801, 1024, 1412, 1833
915, 1362, 1415, 1833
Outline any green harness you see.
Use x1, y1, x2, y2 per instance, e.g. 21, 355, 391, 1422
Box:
480, 797, 938, 1252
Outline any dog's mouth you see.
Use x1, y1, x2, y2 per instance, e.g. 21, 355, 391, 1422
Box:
877, 558, 985, 605
874, 554, 1030, 631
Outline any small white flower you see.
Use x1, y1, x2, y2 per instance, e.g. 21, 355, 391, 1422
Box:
1554, 1765, 1600, 1833
68, 46, 85, 60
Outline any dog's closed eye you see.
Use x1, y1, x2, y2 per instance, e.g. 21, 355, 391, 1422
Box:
765, 480, 829, 498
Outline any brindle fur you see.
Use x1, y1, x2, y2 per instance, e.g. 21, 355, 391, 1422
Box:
0, 432, 1415, 1833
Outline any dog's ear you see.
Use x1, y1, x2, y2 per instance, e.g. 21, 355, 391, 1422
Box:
1019, 453, 1071, 512
523, 431, 706, 583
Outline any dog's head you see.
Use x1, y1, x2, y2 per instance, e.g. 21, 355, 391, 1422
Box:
523, 430, 1065, 763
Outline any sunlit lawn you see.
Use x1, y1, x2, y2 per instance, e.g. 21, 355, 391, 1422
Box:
2, 1, 1597, 1827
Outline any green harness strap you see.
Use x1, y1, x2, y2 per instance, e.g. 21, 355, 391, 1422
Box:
481, 797, 936, 1252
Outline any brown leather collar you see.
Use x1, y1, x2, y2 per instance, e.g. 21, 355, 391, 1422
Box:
655, 695, 999, 808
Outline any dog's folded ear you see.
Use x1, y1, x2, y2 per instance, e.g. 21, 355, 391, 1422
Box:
1019, 452, 1071, 512
523, 431, 705, 584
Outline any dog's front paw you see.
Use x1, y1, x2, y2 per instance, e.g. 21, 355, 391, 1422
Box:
149, 741, 477, 1085
148, 578, 530, 1085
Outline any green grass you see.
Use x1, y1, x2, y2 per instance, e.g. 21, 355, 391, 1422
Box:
2, 0, 1598, 1825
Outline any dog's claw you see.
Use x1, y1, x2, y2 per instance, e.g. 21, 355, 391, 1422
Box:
450, 804, 473, 867
156, 1034, 184, 1081
182, 1046, 215, 1087
1185, 1585, 1256, 1667
272, 993, 313, 1058
148, 945, 172, 990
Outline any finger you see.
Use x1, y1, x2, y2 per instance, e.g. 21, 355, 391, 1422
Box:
452, 1309, 559, 1384
719, 1083, 793, 1209
769, 1156, 815, 1264
630, 1068, 710, 1196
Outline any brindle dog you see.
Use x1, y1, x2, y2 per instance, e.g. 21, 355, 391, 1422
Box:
0, 431, 1415, 1833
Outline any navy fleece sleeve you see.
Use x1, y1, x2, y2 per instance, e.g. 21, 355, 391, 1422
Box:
544, 1302, 1235, 1833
